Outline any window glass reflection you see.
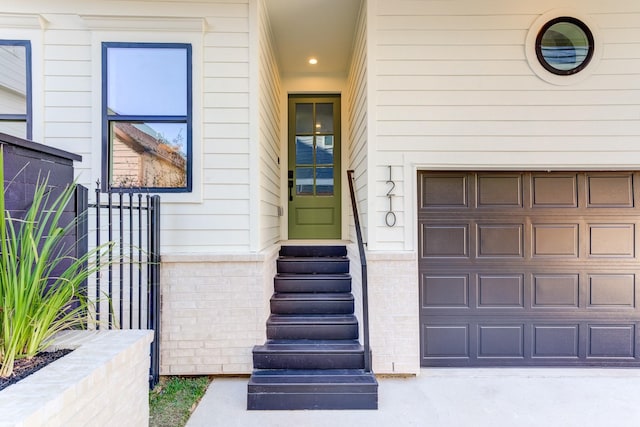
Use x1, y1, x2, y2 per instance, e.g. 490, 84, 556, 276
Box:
110, 122, 187, 188
296, 136, 313, 165
296, 167, 314, 195
315, 103, 333, 133
540, 23, 589, 71
316, 167, 334, 195
315, 136, 333, 165
107, 48, 187, 116
295, 103, 313, 134
0, 121, 26, 139
0, 44, 27, 115
536, 17, 593, 75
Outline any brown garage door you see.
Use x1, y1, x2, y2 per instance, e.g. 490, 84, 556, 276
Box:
418, 171, 640, 367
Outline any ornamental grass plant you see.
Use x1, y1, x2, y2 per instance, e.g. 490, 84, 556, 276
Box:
0, 145, 111, 378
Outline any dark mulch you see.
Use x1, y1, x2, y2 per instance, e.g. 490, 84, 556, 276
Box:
0, 349, 72, 392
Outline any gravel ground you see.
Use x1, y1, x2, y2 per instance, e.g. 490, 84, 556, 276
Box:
0, 349, 72, 392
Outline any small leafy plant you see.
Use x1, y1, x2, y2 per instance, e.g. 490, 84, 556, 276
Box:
0, 145, 111, 377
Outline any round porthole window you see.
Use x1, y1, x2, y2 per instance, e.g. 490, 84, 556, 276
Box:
535, 17, 594, 75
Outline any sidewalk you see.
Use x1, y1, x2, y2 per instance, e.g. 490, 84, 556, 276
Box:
186, 368, 640, 427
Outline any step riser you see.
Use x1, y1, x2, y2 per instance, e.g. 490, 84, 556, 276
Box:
247, 393, 378, 410
270, 300, 354, 315
277, 260, 349, 274
267, 325, 358, 340
248, 383, 377, 394
253, 354, 364, 370
279, 245, 347, 258
274, 277, 351, 293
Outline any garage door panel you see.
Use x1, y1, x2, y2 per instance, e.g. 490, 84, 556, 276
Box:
420, 174, 468, 207
533, 325, 580, 358
419, 171, 640, 367
589, 224, 635, 257
533, 274, 580, 308
421, 224, 469, 257
589, 275, 635, 308
478, 325, 524, 358
532, 174, 578, 207
421, 274, 470, 308
533, 224, 579, 257
588, 325, 636, 358
423, 269, 640, 314
477, 174, 523, 207
422, 324, 470, 359
477, 224, 523, 257
422, 321, 640, 366
587, 174, 634, 207
478, 275, 524, 308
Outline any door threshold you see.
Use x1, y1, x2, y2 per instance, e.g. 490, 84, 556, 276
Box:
280, 240, 351, 246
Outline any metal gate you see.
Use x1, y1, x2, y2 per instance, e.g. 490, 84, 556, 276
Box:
79, 185, 161, 387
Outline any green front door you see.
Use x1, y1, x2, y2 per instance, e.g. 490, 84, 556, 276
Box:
288, 95, 341, 239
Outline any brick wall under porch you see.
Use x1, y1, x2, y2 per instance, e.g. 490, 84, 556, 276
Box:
160, 248, 278, 375
160, 246, 420, 376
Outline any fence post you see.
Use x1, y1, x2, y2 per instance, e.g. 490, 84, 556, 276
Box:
148, 195, 161, 389
75, 185, 89, 325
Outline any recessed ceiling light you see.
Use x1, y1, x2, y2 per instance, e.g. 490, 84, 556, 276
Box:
308, 58, 318, 65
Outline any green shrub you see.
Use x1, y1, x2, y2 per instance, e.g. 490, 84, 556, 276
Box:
0, 145, 112, 377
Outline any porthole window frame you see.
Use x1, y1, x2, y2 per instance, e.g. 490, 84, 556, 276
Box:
525, 9, 602, 86
535, 16, 594, 76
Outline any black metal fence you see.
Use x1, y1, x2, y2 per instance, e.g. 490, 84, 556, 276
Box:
79, 184, 161, 388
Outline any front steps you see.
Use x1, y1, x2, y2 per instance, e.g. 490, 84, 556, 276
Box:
247, 245, 378, 410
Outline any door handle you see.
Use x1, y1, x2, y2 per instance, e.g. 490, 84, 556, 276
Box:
288, 170, 294, 201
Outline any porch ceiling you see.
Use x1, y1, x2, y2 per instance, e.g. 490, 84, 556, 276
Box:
265, 0, 361, 77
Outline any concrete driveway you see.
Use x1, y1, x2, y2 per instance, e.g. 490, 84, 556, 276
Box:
187, 368, 640, 427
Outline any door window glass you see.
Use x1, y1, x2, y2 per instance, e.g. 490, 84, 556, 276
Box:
296, 136, 313, 165
295, 103, 313, 134
316, 167, 334, 195
316, 136, 334, 164
296, 167, 314, 195
315, 103, 334, 133
293, 102, 335, 196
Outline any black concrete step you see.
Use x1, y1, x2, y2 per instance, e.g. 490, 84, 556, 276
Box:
249, 244, 376, 411
280, 245, 347, 258
247, 369, 378, 410
266, 314, 359, 340
270, 293, 354, 314
277, 257, 349, 274
252, 340, 365, 370
274, 274, 352, 293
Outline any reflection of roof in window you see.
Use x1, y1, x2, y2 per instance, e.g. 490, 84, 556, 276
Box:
113, 122, 186, 169
296, 136, 334, 165
0, 45, 27, 95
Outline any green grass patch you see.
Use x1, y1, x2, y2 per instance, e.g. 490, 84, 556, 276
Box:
150, 376, 211, 427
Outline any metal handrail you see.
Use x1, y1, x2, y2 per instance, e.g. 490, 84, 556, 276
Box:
347, 169, 372, 373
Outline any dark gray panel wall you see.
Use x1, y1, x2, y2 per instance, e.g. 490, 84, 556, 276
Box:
1, 133, 82, 284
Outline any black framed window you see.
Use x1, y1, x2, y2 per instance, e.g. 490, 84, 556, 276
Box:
0, 40, 32, 140
102, 42, 192, 191
535, 17, 594, 76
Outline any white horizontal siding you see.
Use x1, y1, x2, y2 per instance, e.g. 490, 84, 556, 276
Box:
346, 1, 369, 244
371, 0, 640, 251
1, 0, 253, 254
257, 0, 282, 249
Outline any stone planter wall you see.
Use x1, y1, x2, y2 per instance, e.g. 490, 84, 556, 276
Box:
0, 330, 153, 427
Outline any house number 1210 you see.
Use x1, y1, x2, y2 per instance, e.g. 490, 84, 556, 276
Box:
385, 165, 396, 227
